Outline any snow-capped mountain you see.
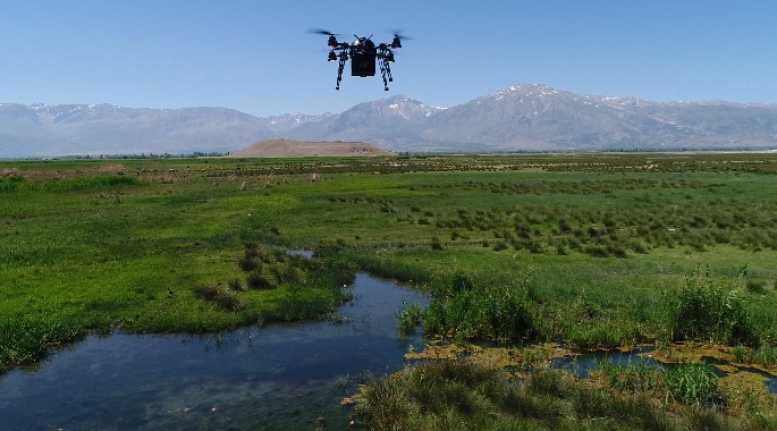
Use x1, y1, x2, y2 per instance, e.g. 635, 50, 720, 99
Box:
2, 84, 777, 157
286, 96, 444, 149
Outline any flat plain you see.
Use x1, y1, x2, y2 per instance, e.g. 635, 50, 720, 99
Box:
2, 153, 777, 429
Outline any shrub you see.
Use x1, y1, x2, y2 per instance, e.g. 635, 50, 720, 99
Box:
247, 270, 277, 290
431, 236, 444, 250
193, 285, 243, 311
238, 255, 258, 272
493, 241, 508, 251
745, 279, 767, 295
227, 278, 245, 292
584, 245, 610, 258
668, 270, 759, 347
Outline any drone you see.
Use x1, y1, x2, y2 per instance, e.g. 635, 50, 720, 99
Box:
309, 29, 410, 91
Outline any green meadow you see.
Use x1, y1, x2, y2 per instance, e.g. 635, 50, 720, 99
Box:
2, 153, 777, 428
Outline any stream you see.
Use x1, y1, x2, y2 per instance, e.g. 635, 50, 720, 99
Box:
0, 272, 428, 430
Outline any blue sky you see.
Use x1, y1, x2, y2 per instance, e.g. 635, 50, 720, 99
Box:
1, 0, 775, 116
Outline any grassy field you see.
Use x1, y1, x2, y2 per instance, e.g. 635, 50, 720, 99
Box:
2, 153, 777, 426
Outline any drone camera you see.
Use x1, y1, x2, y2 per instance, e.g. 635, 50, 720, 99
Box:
328, 51, 337, 62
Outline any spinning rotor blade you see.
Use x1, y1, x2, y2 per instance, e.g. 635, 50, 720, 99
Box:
390, 30, 413, 40
307, 28, 340, 36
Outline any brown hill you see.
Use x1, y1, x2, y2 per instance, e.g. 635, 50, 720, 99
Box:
231, 139, 392, 157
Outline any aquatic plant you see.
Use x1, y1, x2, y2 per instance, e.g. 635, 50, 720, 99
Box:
398, 304, 424, 335
598, 362, 665, 394
665, 364, 722, 407
424, 276, 537, 342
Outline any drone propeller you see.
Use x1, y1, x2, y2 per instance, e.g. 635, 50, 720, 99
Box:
307, 28, 340, 36
390, 30, 413, 41
389, 30, 412, 49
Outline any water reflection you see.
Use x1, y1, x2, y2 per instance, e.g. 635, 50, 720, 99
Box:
0, 273, 428, 430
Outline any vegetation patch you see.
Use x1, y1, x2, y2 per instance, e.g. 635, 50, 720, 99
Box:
668, 269, 759, 347
355, 359, 777, 430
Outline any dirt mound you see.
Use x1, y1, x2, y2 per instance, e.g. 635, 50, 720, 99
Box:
231, 139, 392, 158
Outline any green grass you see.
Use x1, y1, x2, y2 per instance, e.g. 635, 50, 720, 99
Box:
3, 154, 777, 375
356, 359, 776, 430
398, 304, 424, 335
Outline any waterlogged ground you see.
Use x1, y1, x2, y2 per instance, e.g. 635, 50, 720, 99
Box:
0, 273, 428, 430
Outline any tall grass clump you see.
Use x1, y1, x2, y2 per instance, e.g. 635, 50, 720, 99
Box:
424, 274, 537, 342
398, 304, 424, 335
0, 176, 25, 192
193, 284, 244, 311
0, 319, 82, 372
667, 269, 758, 347
598, 362, 665, 394
665, 364, 722, 407
247, 269, 278, 290
732, 345, 777, 367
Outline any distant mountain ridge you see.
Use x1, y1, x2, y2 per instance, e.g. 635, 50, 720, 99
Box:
3, 84, 777, 157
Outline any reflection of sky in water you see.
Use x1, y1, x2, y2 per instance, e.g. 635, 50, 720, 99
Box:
768, 377, 777, 394
0, 273, 428, 430
550, 348, 661, 378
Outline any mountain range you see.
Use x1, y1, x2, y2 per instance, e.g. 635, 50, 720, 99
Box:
2, 84, 777, 157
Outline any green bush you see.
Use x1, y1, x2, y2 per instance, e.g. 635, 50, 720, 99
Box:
668, 270, 758, 347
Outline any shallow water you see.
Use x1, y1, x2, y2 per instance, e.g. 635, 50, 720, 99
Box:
0, 273, 428, 430
551, 350, 777, 395
550, 348, 661, 378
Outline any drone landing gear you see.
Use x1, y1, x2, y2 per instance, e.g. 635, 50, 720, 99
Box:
335, 53, 347, 90
378, 57, 393, 91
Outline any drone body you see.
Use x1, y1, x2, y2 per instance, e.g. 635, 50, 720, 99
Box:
311, 30, 408, 91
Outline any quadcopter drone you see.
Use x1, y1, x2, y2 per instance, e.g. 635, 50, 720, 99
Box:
309, 29, 410, 91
